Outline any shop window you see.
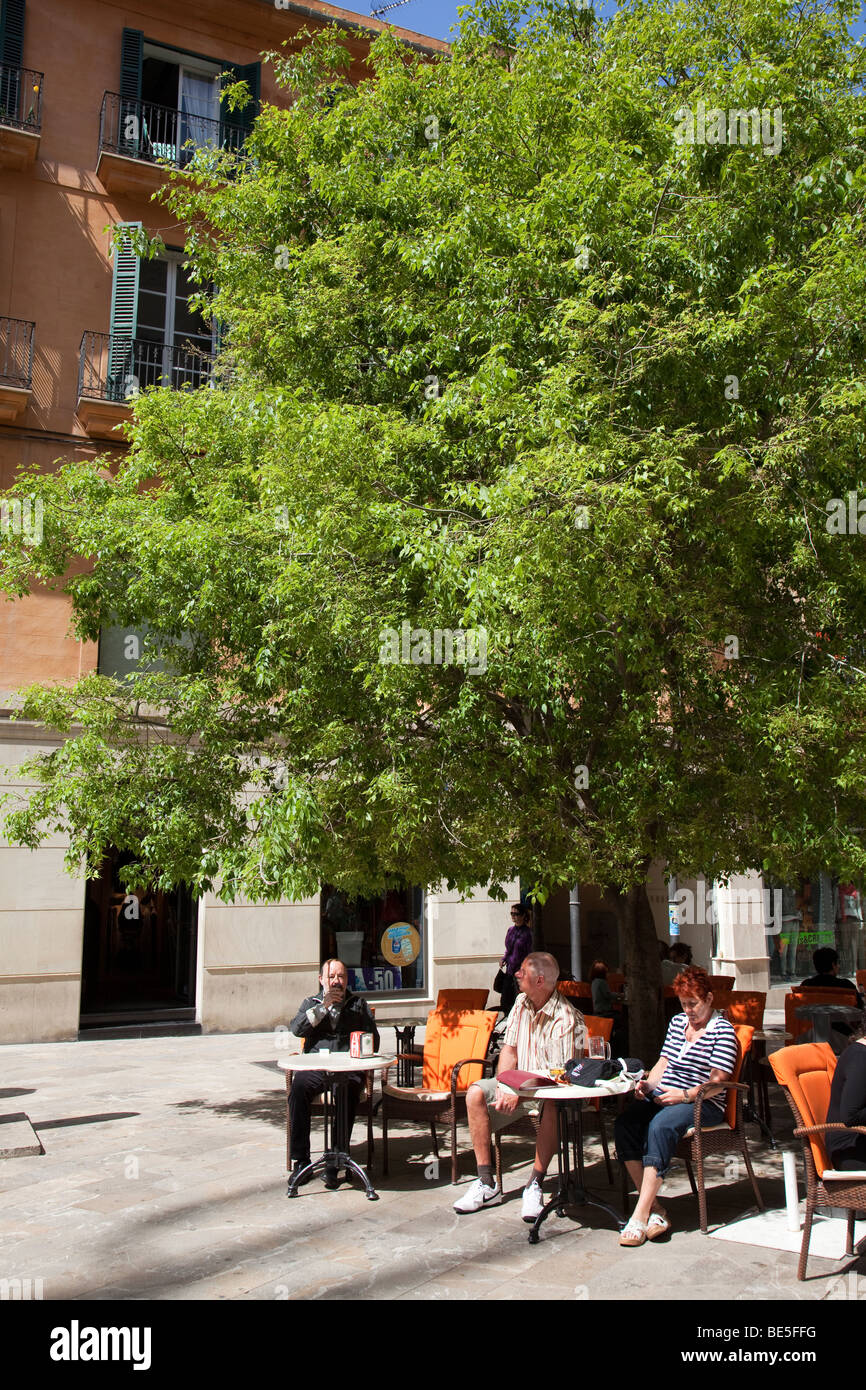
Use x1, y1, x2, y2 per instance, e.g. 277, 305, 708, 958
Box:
320, 885, 425, 995
766, 873, 863, 981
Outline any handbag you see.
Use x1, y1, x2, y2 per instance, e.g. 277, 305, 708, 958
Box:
493, 969, 507, 994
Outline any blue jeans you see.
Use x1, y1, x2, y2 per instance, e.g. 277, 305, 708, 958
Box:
614, 1097, 725, 1179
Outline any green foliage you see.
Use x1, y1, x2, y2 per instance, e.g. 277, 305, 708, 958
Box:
2, 0, 866, 904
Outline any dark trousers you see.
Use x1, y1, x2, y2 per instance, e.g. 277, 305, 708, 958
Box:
288, 1069, 364, 1162
830, 1138, 866, 1169
499, 972, 518, 1015
615, 1096, 724, 1179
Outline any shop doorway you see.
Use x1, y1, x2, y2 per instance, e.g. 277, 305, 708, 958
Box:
80, 848, 198, 1023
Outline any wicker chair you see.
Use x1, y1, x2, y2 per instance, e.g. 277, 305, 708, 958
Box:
381, 1007, 497, 1183
769, 1042, 866, 1280
671, 1023, 764, 1232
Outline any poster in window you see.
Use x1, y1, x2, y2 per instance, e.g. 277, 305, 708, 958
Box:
380, 922, 420, 967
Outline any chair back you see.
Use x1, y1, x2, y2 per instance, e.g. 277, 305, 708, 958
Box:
768, 1042, 837, 1175
582, 1014, 613, 1043
557, 980, 592, 1000
421, 1008, 497, 1092
785, 988, 859, 1042
435, 988, 489, 1010
710, 974, 736, 991
856, 969, 866, 993
723, 1024, 754, 1127
723, 991, 766, 1030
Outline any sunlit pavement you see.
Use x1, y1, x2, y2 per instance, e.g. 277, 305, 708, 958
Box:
0, 1032, 862, 1301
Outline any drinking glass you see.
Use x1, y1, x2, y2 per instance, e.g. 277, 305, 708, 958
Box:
588, 1035, 610, 1060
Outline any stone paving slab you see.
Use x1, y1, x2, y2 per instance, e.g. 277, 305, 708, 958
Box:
0, 1113, 44, 1158
0, 1031, 862, 1303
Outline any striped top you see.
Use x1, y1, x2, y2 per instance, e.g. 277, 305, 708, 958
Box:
659, 1011, 739, 1113
503, 989, 587, 1072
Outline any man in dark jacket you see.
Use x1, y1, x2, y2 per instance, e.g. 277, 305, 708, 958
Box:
800, 947, 864, 1007
288, 959, 380, 1184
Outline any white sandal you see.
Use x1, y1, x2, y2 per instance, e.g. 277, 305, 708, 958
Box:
646, 1211, 671, 1240
619, 1217, 648, 1247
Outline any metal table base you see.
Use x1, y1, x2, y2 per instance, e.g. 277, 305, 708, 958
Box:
286, 1075, 378, 1201
528, 1097, 625, 1244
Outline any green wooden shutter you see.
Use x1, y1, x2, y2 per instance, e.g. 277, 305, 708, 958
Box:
0, 0, 26, 67
109, 222, 141, 401
119, 26, 143, 156
220, 61, 260, 149
0, 0, 25, 120
119, 27, 143, 99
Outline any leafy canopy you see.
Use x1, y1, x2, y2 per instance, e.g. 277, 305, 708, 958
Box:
2, 0, 866, 905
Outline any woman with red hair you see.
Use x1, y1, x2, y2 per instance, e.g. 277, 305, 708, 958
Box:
614, 966, 738, 1246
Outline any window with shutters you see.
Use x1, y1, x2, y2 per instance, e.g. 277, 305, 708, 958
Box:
111, 29, 259, 167
107, 226, 215, 398
0, 0, 42, 136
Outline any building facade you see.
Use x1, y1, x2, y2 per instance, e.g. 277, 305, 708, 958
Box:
1, 1, 861, 1042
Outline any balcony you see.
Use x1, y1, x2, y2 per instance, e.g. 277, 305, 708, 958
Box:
96, 92, 247, 197
0, 318, 34, 424
77, 331, 215, 437
0, 64, 43, 170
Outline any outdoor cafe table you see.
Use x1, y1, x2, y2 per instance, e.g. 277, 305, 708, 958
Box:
518, 1075, 635, 1244
279, 1052, 390, 1201
794, 1002, 865, 1045
379, 1016, 426, 1086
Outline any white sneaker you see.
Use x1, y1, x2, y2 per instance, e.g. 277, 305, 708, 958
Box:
521, 1178, 545, 1223
453, 1178, 502, 1213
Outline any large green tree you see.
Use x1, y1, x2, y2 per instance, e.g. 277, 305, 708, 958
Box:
2, 0, 866, 1054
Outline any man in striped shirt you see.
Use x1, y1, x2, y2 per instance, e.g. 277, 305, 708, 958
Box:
453, 951, 586, 1223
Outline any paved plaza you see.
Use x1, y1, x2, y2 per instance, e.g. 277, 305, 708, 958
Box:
0, 1031, 863, 1302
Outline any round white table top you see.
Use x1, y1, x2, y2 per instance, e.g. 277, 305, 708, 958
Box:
278, 1053, 390, 1074
522, 1077, 635, 1101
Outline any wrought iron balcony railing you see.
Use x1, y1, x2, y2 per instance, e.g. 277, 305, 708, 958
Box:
98, 91, 246, 169
0, 317, 35, 388
78, 332, 215, 402
0, 64, 43, 132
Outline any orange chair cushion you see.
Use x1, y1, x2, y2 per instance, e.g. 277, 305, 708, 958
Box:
435, 989, 490, 1009
421, 1008, 497, 1092
721, 1024, 753, 1127
557, 981, 592, 999
582, 1015, 613, 1042
768, 1042, 837, 1173
785, 989, 859, 1042
724, 992, 766, 1030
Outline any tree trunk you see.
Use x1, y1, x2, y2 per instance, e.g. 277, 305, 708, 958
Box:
622, 878, 664, 1063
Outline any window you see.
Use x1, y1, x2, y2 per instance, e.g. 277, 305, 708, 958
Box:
117, 28, 260, 165
766, 873, 863, 981
135, 251, 215, 390
320, 885, 426, 995
141, 44, 222, 160
107, 224, 215, 397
